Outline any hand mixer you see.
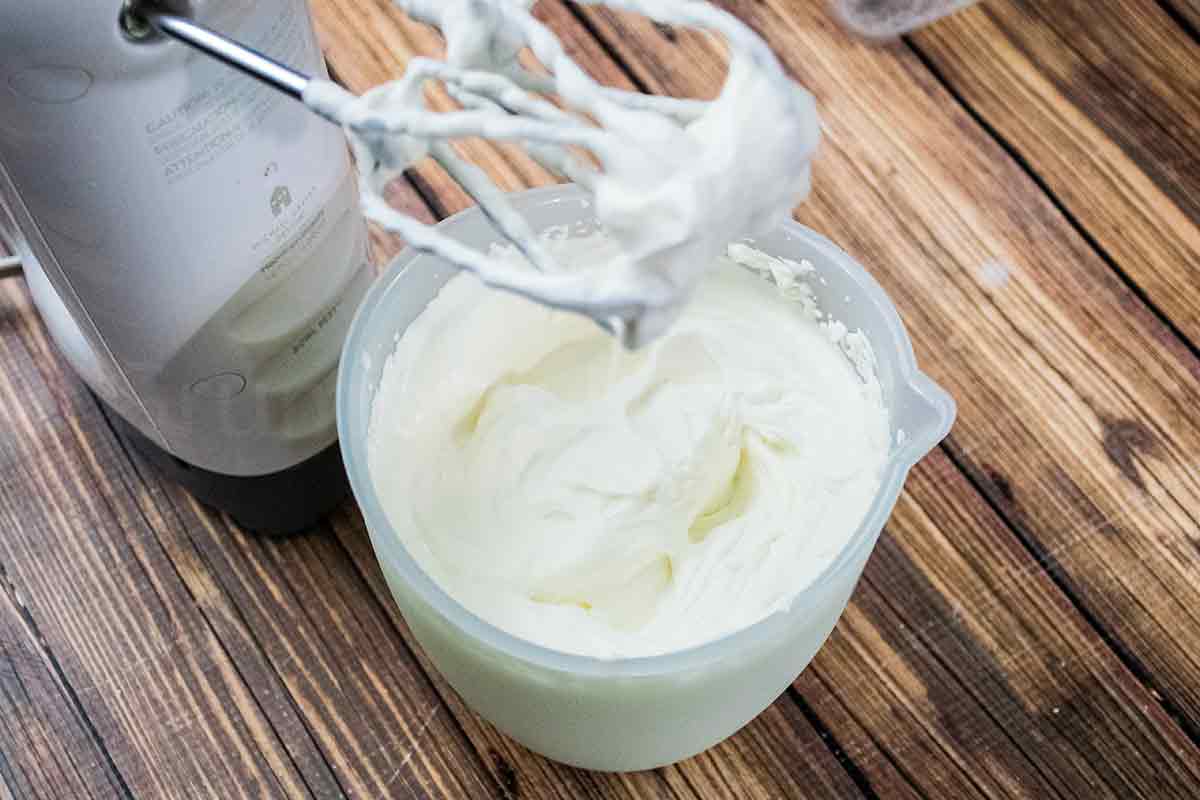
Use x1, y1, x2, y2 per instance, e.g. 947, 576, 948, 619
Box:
0, 0, 815, 533
124, 0, 820, 349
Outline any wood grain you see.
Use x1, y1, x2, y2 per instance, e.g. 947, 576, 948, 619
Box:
910, 0, 1200, 343
110, 466, 499, 797
803, 450, 1200, 798
0, 281, 316, 800
0, 575, 127, 800
1165, 0, 1200, 32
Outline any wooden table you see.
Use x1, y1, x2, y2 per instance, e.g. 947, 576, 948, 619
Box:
3, 0, 1200, 797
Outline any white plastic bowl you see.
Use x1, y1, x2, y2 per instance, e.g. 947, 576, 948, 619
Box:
337, 185, 954, 771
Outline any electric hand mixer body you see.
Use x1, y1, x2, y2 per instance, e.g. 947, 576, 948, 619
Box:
0, 0, 371, 533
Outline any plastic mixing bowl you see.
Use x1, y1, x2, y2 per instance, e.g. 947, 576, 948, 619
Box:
337, 184, 954, 771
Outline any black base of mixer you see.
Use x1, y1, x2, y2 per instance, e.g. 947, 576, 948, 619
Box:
107, 407, 349, 537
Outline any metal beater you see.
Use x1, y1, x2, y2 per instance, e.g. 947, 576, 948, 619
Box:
123, 0, 804, 347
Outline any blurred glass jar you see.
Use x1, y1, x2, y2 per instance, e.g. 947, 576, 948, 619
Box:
829, 0, 980, 39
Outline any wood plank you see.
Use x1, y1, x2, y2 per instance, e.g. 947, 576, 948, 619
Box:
791, 674, 934, 800
0, 281, 319, 800
892, 458, 1200, 793
1165, 0, 1200, 32
0, 575, 128, 800
909, 0, 1200, 343
800, 451, 1200, 799
574, 0, 1200, 777
118, 478, 502, 800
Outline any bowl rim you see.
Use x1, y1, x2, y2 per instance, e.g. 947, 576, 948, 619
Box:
337, 183, 955, 677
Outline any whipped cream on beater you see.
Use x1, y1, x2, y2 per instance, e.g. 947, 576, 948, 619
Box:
304, 0, 820, 346
368, 233, 889, 658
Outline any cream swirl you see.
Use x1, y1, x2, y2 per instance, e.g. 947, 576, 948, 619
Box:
368, 233, 889, 658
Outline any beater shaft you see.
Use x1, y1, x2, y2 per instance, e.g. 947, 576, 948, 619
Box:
137, 9, 311, 99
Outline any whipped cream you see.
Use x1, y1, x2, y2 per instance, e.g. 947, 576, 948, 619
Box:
368, 233, 889, 658
304, 0, 820, 347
